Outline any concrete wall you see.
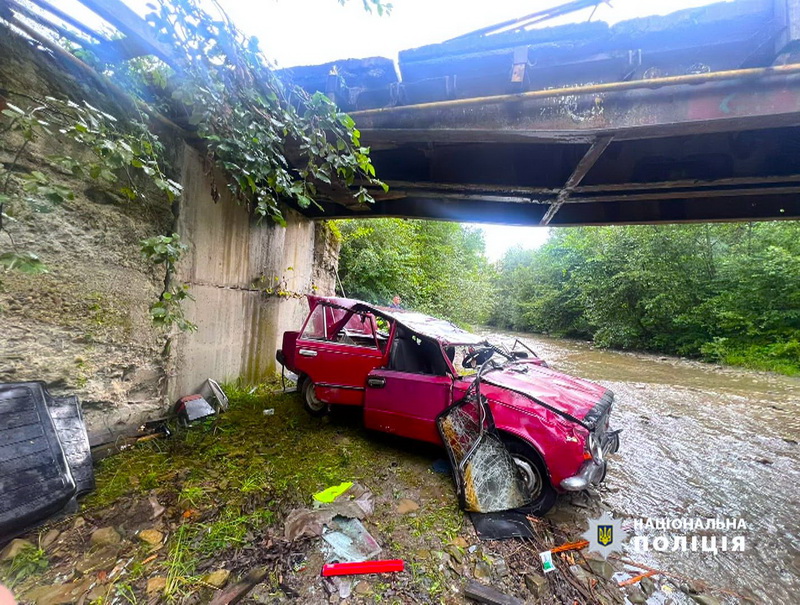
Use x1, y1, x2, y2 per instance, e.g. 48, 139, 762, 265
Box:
166, 146, 339, 400
0, 33, 339, 439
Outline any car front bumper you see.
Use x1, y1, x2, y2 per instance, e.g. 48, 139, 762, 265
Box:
560, 430, 621, 491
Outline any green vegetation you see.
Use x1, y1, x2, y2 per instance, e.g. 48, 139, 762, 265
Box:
337, 218, 799, 374
491, 222, 800, 375
336, 218, 496, 326
72, 382, 461, 601
0, 542, 48, 589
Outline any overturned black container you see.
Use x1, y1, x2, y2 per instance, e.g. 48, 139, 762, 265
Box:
0, 382, 94, 545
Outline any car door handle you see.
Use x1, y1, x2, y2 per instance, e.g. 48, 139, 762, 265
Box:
298, 349, 317, 357
367, 377, 386, 388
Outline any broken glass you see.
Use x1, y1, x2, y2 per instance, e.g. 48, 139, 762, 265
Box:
437, 363, 531, 513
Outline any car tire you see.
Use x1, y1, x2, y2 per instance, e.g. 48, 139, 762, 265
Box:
300, 377, 328, 417
502, 438, 557, 516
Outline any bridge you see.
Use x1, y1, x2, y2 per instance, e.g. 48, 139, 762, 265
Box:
5, 0, 800, 227
284, 0, 800, 226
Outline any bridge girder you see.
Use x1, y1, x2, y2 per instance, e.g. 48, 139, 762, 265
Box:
308, 71, 800, 226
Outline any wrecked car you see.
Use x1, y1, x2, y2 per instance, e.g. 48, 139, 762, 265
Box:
277, 296, 620, 514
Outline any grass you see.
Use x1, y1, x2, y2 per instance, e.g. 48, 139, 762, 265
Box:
0, 543, 48, 589
68, 378, 465, 601
700, 338, 800, 376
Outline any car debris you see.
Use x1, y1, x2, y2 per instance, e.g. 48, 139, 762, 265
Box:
321, 517, 381, 562
438, 360, 530, 513
174, 394, 216, 425
313, 482, 354, 504
0, 381, 93, 545
464, 579, 525, 605
277, 295, 621, 516
469, 511, 536, 540
322, 559, 404, 576
173, 379, 230, 426
201, 378, 229, 412
285, 482, 374, 542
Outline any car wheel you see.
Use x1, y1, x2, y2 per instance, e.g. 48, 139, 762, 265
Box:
502, 438, 557, 516
300, 377, 328, 417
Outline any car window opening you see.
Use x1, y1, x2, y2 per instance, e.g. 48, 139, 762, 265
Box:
389, 327, 451, 375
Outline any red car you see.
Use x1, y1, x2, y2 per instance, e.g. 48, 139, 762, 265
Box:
277, 296, 620, 514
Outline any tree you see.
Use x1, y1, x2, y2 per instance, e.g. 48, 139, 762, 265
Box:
489, 222, 800, 375
337, 219, 496, 326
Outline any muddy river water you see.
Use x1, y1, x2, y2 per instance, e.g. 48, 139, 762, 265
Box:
486, 330, 800, 604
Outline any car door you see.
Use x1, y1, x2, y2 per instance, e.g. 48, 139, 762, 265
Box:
363, 369, 453, 445
293, 303, 387, 406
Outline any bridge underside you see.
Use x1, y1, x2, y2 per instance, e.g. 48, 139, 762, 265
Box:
287, 0, 800, 226
307, 75, 800, 226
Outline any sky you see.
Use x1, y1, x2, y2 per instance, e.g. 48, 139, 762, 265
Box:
49, 0, 727, 260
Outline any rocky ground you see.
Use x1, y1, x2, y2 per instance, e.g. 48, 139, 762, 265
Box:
0, 382, 719, 604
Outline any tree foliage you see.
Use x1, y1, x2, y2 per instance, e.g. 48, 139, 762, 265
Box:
337, 219, 496, 326
490, 222, 800, 375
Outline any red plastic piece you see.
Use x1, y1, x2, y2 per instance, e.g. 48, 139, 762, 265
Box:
321, 559, 404, 577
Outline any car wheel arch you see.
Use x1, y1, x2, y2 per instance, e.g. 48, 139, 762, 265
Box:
496, 429, 554, 485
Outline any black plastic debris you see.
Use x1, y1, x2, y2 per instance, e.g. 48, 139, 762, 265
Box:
47, 393, 94, 496
174, 394, 216, 425
469, 511, 536, 541
0, 382, 93, 545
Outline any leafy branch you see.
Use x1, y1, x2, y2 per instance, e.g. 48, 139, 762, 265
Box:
143, 0, 386, 225
141, 233, 196, 332
0, 97, 190, 327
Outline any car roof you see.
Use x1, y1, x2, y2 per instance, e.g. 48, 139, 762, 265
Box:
308, 295, 486, 346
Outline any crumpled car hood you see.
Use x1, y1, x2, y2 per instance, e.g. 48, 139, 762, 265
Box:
479, 361, 610, 425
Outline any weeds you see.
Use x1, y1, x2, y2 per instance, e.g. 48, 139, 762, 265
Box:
53, 378, 465, 601
164, 524, 195, 599
0, 543, 48, 588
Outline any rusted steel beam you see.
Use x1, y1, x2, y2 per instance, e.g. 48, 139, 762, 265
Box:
574, 173, 800, 193
2, 15, 190, 138
372, 190, 549, 204
381, 180, 560, 196
306, 191, 800, 227
541, 135, 612, 225
357, 77, 800, 145
361, 128, 596, 145
570, 185, 800, 204
380, 174, 800, 197
4, 0, 95, 47
351, 63, 800, 119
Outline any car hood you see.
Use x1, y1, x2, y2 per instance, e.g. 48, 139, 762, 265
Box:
478, 362, 611, 428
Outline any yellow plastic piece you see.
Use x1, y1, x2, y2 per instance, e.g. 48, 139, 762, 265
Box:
313, 482, 354, 503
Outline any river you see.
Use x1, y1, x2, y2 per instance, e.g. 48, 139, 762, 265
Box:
487, 330, 800, 604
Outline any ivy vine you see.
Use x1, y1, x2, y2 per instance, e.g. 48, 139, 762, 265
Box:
0, 98, 191, 327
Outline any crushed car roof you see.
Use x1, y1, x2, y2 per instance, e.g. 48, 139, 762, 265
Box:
308, 296, 486, 346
